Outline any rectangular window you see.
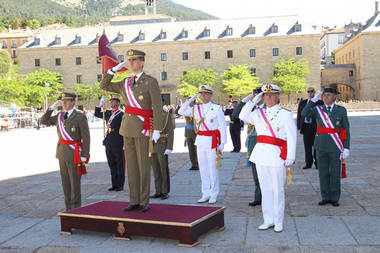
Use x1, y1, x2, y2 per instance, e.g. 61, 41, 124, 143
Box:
76, 75, 82, 83
250, 68, 256, 75
182, 52, 188, 60
182, 30, 188, 38
118, 55, 124, 62
161, 71, 167, 81
97, 74, 102, 82
55, 58, 61, 66
205, 51, 211, 59
2, 40, 7, 48
272, 26, 278, 33
250, 49, 256, 57
296, 47, 302, 55
226, 27, 233, 36
34, 59, 40, 67
161, 53, 167, 61
295, 24, 302, 32
273, 48, 279, 56
11, 40, 17, 48
227, 50, 233, 58
204, 29, 210, 37
160, 32, 167, 39
349, 70, 353, 77
338, 35, 345, 44
76, 57, 81, 65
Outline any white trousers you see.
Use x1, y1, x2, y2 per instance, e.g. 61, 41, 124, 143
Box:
256, 164, 286, 226
197, 146, 219, 198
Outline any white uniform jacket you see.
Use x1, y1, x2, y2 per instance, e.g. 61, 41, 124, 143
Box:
239, 102, 297, 167
178, 100, 227, 149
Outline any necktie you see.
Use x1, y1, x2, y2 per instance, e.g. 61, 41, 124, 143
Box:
327, 106, 331, 117
64, 112, 68, 120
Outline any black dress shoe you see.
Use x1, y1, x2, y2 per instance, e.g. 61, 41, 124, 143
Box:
248, 200, 261, 206
123, 204, 140, 211
302, 166, 311, 170
331, 202, 340, 207
115, 187, 123, 192
138, 205, 149, 213
108, 187, 116, 191
318, 200, 330, 206
161, 193, 168, 200
189, 167, 199, 170
150, 193, 162, 198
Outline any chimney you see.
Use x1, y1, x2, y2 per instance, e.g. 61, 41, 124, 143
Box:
376, 1, 379, 14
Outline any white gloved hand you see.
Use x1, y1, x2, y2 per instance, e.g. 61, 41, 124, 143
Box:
284, 159, 295, 167
99, 96, 106, 107
164, 149, 172, 155
49, 100, 61, 110
342, 149, 350, 159
252, 92, 264, 105
189, 92, 199, 102
112, 61, 126, 73
218, 144, 224, 151
311, 91, 323, 103
152, 130, 161, 143
242, 93, 254, 103
80, 157, 87, 163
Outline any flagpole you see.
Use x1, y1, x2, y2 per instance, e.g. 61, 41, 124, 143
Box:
102, 90, 106, 138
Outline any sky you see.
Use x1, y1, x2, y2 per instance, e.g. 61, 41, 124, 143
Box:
172, 0, 378, 28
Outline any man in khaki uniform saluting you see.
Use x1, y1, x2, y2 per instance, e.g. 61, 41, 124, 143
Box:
100, 49, 164, 213
150, 109, 174, 200
41, 92, 90, 210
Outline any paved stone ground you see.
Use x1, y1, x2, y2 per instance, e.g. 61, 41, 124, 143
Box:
1, 113, 380, 252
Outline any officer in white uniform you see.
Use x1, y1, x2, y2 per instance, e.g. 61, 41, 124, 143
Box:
239, 84, 297, 232
178, 85, 227, 204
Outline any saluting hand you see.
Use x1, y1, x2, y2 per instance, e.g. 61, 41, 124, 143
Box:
311, 91, 323, 103
242, 93, 254, 103
252, 92, 264, 105
108, 61, 127, 74
49, 100, 61, 110
189, 92, 199, 103
99, 96, 106, 107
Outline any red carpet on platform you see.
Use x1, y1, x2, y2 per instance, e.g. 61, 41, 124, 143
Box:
64, 201, 222, 225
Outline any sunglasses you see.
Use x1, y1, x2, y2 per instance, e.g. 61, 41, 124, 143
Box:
307, 90, 315, 93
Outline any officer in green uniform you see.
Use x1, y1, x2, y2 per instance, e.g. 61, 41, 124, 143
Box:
100, 49, 164, 213
233, 87, 262, 206
41, 92, 90, 210
301, 87, 350, 206
150, 109, 174, 200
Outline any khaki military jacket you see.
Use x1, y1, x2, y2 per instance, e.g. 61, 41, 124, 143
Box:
153, 110, 174, 153
41, 109, 90, 161
100, 72, 164, 137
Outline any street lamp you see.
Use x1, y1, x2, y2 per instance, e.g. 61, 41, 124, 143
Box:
44, 82, 50, 111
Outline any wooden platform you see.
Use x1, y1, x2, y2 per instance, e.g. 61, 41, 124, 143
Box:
58, 201, 225, 247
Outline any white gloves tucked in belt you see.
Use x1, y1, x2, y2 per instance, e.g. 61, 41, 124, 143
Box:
164, 149, 172, 155
284, 159, 295, 167
80, 157, 87, 163
152, 130, 161, 143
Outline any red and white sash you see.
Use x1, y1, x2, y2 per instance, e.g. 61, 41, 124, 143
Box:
259, 108, 281, 151
58, 112, 77, 151
125, 77, 149, 136
197, 104, 210, 131
107, 109, 122, 129
316, 106, 344, 153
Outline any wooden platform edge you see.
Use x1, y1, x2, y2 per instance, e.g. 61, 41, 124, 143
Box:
178, 241, 200, 248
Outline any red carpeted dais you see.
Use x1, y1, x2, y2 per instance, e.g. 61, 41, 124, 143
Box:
64, 201, 223, 225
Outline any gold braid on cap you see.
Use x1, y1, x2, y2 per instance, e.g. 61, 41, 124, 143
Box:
61, 93, 66, 98
265, 83, 272, 92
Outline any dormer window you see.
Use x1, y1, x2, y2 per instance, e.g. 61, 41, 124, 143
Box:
75, 34, 81, 44
117, 32, 124, 42
203, 27, 210, 37
181, 29, 188, 38
160, 30, 167, 39
226, 26, 233, 36
55, 35, 61, 45
295, 23, 302, 32
34, 37, 40, 45
248, 25, 256, 35
139, 31, 145, 41
271, 24, 278, 33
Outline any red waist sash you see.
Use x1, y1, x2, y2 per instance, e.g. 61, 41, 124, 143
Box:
257, 135, 287, 160
59, 139, 89, 175
124, 105, 153, 132
317, 126, 347, 143
197, 130, 221, 150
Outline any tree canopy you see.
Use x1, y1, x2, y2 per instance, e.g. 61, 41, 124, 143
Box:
177, 68, 219, 98
0, 50, 11, 75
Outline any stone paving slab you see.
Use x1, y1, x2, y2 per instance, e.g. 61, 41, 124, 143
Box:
0, 215, 43, 245
342, 216, 380, 245
294, 216, 357, 246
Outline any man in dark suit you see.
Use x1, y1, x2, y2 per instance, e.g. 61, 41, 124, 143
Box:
297, 87, 322, 169
224, 100, 244, 152
94, 94, 125, 191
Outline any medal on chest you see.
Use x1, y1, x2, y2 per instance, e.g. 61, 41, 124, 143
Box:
71, 127, 76, 132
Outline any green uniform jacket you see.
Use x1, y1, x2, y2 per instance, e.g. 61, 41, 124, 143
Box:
100, 73, 164, 137
232, 101, 257, 154
301, 102, 350, 152
41, 109, 90, 161
153, 110, 175, 153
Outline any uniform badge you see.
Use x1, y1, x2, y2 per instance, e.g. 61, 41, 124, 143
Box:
211, 108, 214, 111
138, 95, 144, 100
210, 119, 214, 123
336, 121, 340, 126
145, 81, 148, 86
117, 222, 126, 235
108, 128, 111, 133
276, 127, 280, 132
71, 127, 76, 132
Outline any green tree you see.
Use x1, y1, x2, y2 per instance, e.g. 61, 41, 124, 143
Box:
177, 68, 218, 98
24, 68, 63, 99
0, 50, 11, 75
272, 58, 310, 101
73, 83, 103, 105
220, 64, 261, 97
331, 50, 336, 64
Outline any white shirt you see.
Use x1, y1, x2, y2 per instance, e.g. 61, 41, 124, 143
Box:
134, 71, 143, 82
239, 102, 297, 166
65, 108, 75, 119
178, 100, 227, 148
